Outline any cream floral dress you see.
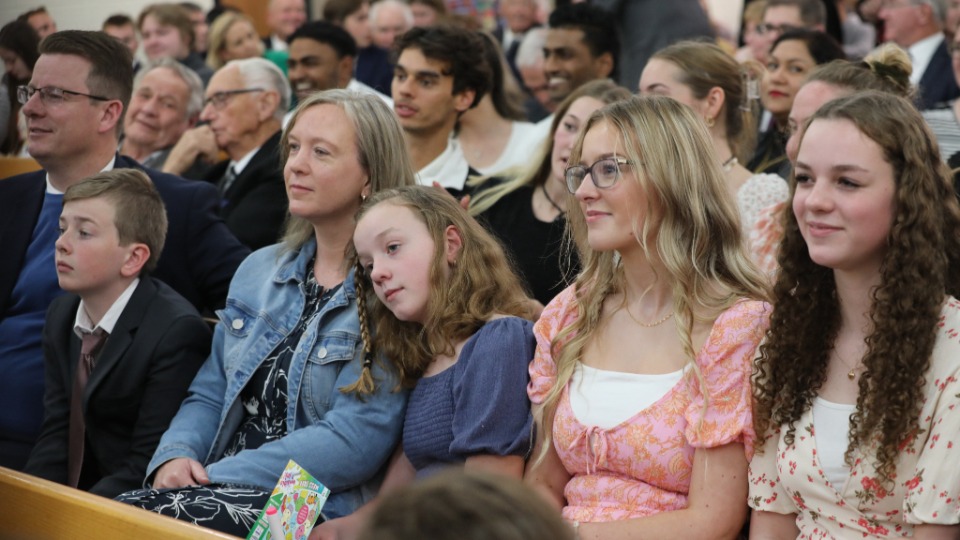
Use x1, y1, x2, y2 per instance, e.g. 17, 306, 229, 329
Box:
748, 297, 960, 538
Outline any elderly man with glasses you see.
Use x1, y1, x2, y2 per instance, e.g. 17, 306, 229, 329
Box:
163, 57, 291, 250
0, 30, 249, 472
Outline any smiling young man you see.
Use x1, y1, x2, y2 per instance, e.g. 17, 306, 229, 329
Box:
284, 20, 391, 121
137, 4, 213, 86
391, 26, 490, 198
543, 3, 618, 108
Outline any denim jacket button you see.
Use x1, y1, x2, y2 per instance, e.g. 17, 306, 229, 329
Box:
232, 319, 244, 330
317, 347, 328, 359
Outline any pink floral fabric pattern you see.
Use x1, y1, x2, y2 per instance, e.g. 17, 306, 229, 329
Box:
528, 286, 770, 523
748, 298, 960, 538
746, 200, 787, 276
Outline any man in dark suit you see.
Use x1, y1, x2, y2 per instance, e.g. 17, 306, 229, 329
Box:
163, 57, 290, 250
494, 0, 540, 87
25, 169, 210, 498
879, 0, 960, 109
0, 30, 249, 470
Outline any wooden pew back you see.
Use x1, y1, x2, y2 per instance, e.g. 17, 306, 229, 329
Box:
0, 157, 42, 179
0, 467, 239, 539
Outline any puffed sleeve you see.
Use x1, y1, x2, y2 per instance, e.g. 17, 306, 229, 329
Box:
748, 425, 796, 515
746, 201, 787, 276
528, 286, 579, 404
904, 303, 960, 525
450, 317, 536, 458
684, 300, 770, 459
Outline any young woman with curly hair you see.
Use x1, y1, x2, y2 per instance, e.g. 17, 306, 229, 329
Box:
524, 96, 771, 538
749, 91, 960, 538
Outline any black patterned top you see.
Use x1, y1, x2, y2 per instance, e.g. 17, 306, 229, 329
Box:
223, 262, 342, 456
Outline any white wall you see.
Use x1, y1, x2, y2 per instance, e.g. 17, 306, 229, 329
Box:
705, 0, 745, 38
1, 0, 213, 33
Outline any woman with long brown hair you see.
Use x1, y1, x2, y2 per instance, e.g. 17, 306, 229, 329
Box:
750, 91, 960, 538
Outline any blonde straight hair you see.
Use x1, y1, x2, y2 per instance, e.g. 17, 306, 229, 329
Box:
534, 96, 769, 461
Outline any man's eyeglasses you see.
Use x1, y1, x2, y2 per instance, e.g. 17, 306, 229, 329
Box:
17, 85, 110, 106
756, 23, 797, 35
565, 157, 631, 193
203, 88, 264, 110
879, 0, 919, 9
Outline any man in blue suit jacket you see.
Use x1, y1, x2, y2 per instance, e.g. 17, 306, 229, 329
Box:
879, 0, 960, 109
0, 30, 250, 470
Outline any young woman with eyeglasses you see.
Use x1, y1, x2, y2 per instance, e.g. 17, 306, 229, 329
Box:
523, 95, 771, 539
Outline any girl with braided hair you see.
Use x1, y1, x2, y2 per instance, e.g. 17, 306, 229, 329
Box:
315, 185, 538, 539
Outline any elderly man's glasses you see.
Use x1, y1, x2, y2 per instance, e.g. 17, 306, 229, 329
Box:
203, 88, 264, 110
565, 157, 631, 193
756, 23, 797, 35
17, 85, 110, 106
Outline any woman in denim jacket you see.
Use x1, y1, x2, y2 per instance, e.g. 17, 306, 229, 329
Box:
118, 91, 415, 536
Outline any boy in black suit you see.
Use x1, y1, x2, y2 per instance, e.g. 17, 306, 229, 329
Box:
25, 169, 211, 498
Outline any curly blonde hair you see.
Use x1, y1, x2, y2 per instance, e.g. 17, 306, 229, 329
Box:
534, 96, 770, 461
753, 91, 960, 485
350, 186, 537, 390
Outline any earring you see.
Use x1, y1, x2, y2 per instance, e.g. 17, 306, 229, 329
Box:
704, 116, 716, 128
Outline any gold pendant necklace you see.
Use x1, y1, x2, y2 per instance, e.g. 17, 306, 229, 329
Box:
837, 352, 863, 380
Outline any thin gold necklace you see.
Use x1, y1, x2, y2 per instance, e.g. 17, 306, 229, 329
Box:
624, 305, 674, 328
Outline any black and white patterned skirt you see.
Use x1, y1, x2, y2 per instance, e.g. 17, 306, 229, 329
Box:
116, 483, 272, 537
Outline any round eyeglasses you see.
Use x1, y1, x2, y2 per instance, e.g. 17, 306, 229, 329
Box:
564, 157, 631, 193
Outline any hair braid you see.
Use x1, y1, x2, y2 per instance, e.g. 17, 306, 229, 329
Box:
340, 260, 379, 398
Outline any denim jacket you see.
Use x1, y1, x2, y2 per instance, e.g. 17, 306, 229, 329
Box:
147, 240, 407, 519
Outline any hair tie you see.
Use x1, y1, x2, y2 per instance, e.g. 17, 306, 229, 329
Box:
866, 60, 905, 85
740, 69, 760, 111
363, 352, 373, 369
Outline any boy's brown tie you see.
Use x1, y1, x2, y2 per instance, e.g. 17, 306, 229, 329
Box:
67, 328, 108, 488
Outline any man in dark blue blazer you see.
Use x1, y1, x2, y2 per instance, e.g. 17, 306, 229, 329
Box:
0, 30, 250, 470
879, 0, 960, 109
917, 38, 959, 109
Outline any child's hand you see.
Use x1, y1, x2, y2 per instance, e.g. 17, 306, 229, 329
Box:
152, 457, 210, 489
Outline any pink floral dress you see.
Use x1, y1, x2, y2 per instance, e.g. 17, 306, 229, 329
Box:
528, 286, 770, 523
748, 298, 960, 538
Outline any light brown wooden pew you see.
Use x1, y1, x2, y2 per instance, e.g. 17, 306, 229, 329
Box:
0, 466, 240, 539
0, 157, 42, 179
